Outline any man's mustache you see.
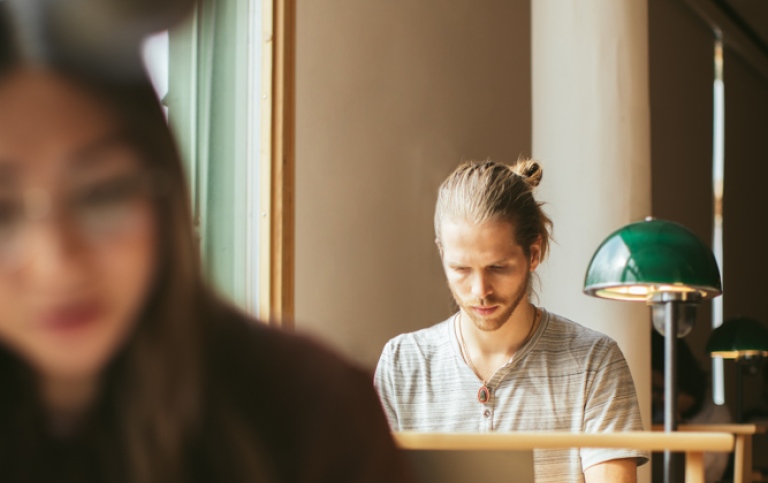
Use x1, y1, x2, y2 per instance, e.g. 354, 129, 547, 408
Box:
462, 297, 503, 307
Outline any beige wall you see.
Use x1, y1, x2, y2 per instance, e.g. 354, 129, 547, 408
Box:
294, 0, 532, 368
532, 0, 653, 378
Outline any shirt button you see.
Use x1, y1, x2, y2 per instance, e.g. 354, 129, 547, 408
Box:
483, 409, 491, 418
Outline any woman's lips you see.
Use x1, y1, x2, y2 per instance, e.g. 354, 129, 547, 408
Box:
471, 306, 498, 316
38, 302, 104, 335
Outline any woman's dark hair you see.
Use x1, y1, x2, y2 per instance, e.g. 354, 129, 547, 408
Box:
92, 76, 208, 482
0, 4, 16, 70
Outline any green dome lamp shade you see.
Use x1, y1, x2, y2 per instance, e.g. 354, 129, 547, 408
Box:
583, 218, 722, 302
706, 317, 768, 423
706, 317, 768, 359
583, 218, 722, 483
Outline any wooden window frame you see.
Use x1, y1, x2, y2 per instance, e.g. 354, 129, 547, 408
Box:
259, 0, 295, 327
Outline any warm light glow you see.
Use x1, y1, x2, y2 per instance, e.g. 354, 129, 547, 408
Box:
593, 283, 707, 302
595, 287, 650, 301
711, 350, 768, 360
658, 284, 697, 293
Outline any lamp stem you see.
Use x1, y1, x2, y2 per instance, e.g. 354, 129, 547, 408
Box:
663, 301, 679, 483
736, 361, 744, 423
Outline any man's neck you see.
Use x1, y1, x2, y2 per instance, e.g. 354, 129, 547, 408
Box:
459, 301, 538, 372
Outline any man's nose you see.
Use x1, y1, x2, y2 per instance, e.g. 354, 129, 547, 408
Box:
470, 272, 493, 299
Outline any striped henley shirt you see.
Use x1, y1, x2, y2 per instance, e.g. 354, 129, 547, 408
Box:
374, 308, 649, 483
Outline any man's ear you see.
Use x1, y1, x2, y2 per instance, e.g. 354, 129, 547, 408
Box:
529, 236, 542, 271
435, 238, 443, 257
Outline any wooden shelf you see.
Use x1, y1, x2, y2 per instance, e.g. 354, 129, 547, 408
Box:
393, 431, 734, 483
651, 424, 767, 483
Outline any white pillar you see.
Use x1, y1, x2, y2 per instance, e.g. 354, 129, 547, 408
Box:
532, 2, 652, 480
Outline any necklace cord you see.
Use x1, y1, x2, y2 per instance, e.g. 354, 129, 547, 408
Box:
455, 306, 539, 385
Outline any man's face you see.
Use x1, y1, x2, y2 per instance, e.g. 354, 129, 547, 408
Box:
439, 219, 540, 331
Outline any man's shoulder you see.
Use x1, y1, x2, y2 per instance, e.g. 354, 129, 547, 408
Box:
375, 317, 456, 390
385, 317, 452, 348
543, 310, 619, 346
538, 309, 624, 365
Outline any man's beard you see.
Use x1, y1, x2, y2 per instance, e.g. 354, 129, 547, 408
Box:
452, 272, 531, 332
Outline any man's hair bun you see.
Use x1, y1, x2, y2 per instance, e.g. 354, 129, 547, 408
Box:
511, 158, 543, 188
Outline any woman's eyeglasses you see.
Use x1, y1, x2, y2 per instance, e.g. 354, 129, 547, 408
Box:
0, 169, 159, 266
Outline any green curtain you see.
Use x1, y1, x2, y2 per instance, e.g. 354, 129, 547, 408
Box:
165, 0, 260, 308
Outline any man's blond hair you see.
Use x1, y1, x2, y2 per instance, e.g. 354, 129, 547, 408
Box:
434, 158, 552, 261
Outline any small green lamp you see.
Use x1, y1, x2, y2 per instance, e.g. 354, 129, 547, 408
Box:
584, 217, 722, 483
706, 316, 768, 422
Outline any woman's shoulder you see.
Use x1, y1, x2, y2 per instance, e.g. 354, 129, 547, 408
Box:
207, 304, 366, 391
201, 302, 414, 483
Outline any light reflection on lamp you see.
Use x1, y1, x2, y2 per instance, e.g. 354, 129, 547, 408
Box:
584, 217, 722, 483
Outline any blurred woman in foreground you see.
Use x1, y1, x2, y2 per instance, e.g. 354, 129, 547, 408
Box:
0, 12, 410, 483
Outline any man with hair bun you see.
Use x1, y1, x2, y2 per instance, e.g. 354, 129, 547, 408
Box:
374, 159, 648, 483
